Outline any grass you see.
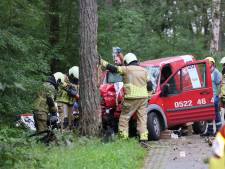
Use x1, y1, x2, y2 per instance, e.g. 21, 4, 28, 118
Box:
0, 127, 147, 169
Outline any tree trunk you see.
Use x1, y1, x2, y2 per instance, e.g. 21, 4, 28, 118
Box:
106, 0, 112, 32
203, 2, 210, 49
218, 10, 224, 51
79, 0, 102, 136
48, 0, 60, 73
210, 0, 221, 54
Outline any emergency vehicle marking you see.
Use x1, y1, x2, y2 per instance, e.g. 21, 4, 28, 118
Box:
211, 97, 214, 103
174, 100, 192, 108
197, 98, 206, 105
167, 104, 214, 112
182, 55, 201, 88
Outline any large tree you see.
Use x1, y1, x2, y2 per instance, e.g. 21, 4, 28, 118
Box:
210, 0, 222, 54
79, 0, 102, 136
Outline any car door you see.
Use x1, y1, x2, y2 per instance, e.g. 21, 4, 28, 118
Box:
160, 61, 215, 127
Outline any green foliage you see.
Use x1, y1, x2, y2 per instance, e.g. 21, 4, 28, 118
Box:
37, 138, 146, 169
1, 0, 224, 122
0, 126, 146, 169
0, 0, 49, 119
98, 0, 213, 62
0, 127, 42, 169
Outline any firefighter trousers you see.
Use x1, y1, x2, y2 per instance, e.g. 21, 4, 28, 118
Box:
34, 111, 48, 133
207, 96, 222, 134
119, 98, 148, 140
57, 102, 73, 130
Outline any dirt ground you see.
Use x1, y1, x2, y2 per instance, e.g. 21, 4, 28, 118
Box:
142, 134, 213, 169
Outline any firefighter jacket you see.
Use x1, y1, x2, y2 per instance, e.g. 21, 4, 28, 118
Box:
101, 59, 149, 99
209, 125, 225, 169
56, 82, 78, 106
33, 82, 57, 113
213, 125, 225, 158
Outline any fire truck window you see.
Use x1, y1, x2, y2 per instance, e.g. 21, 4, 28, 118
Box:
144, 66, 160, 92
107, 72, 123, 83
167, 70, 181, 95
181, 63, 206, 91
160, 65, 172, 85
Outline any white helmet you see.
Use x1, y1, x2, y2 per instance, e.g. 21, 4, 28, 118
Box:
123, 53, 137, 65
69, 66, 79, 79
220, 57, 225, 64
53, 72, 65, 83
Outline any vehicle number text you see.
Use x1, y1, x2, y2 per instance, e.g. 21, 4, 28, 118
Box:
174, 100, 192, 108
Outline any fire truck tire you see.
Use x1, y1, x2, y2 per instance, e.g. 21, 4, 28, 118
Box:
147, 112, 161, 140
192, 121, 207, 134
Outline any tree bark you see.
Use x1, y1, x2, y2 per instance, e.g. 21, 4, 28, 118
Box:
210, 0, 222, 54
106, 0, 113, 32
79, 0, 102, 136
48, 0, 60, 73
218, 10, 224, 51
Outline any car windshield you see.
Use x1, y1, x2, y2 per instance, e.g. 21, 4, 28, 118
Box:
107, 72, 123, 83
144, 66, 160, 91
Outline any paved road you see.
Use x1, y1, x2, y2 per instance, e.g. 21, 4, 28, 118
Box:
142, 135, 213, 169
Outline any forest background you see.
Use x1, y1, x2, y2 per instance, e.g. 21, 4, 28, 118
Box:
0, 0, 224, 122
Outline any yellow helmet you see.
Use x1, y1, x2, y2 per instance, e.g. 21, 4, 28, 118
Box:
220, 57, 225, 64
53, 72, 65, 84
69, 66, 79, 79
205, 57, 215, 64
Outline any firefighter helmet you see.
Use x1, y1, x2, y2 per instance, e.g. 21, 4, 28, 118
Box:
124, 53, 137, 65
53, 72, 65, 84
220, 57, 225, 64
205, 57, 215, 64
69, 66, 79, 79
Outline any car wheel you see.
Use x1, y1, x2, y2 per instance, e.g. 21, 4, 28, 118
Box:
192, 121, 207, 134
147, 112, 161, 140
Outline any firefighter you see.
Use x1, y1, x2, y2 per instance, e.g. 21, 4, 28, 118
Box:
209, 124, 225, 169
67, 66, 79, 129
56, 67, 79, 131
219, 59, 225, 124
68, 66, 79, 88
101, 53, 151, 146
33, 72, 64, 133
220, 57, 225, 68
55, 73, 70, 131
220, 57, 225, 107
219, 68, 225, 107
202, 57, 222, 136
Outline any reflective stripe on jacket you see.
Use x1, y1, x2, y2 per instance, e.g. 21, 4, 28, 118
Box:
56, 85, 70, 104
56, 83, 78, 105
118, 65, 148, 99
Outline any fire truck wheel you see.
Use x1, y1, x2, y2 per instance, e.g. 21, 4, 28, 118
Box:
147, 112, 161, 140
192, 121, 207, 134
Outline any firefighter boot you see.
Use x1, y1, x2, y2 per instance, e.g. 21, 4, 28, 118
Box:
139, 132, 150, 148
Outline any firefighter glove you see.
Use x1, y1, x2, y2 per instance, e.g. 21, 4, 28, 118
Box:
101, 59, 108, 67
